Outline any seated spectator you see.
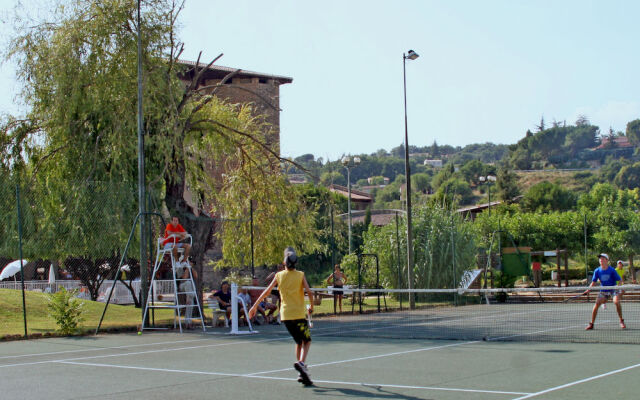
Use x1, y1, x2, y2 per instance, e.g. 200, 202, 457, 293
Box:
210, 281, 232, 321
249, 277, 277, 324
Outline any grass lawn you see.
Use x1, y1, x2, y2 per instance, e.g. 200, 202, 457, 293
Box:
0, 288, 176, 339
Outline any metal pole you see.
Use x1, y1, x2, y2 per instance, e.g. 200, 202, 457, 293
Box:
250, 199, 254, 277
357, 255, 362, 314
136, 0, 148, 321
395, 211, 402, 310
16, 185, 27, 338
488, 183, 491, 217
403, 53, 415, 309
330, 202, 336, 266
147, 193, 155, 325
347, 166, 352, 254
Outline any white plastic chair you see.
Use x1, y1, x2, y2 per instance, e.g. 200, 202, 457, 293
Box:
207, 299, 229, 327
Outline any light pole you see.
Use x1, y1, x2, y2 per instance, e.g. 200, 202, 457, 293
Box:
403, 49, 418, 308
479, 175, 497, 216
342, 156, 361, 254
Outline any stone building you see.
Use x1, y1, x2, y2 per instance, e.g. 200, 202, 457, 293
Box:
178, 60, 293, 287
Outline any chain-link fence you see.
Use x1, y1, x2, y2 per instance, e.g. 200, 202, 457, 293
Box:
0, 182, 181, 339
6, 178, 637, 338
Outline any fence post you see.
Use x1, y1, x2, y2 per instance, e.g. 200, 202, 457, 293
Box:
16, 184, 28, 338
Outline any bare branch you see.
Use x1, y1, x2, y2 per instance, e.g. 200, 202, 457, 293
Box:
196, 83, 281, 111
194, 117, 313, 180
177, 53, 224, 113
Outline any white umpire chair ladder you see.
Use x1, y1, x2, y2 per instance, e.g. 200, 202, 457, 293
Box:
141, 234, 205, 333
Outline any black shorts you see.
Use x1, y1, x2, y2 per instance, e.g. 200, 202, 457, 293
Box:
333, 284, 344, 295
283, 319, 311, 344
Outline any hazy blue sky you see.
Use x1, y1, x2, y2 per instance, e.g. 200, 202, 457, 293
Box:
2, 0, 639, 160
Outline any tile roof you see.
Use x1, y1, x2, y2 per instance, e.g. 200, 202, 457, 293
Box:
177, 59, 293, 83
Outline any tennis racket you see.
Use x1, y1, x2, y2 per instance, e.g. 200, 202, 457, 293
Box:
563, 291, 587, 303
306, 304, 313, 329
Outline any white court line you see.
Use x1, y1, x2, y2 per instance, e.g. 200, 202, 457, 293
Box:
0, 337, 212, 360
0, 336, 286, 369
248, 341, 478, 375
58, 361, 530, 396
512, 361, 640, 399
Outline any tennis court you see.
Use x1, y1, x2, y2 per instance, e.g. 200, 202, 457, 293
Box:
2, 290, 640, 400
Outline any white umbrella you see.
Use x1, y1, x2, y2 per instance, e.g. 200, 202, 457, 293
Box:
0, 259, 29, 281
48, 264, 56, 284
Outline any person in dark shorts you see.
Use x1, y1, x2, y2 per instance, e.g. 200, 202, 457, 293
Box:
249, 247, 314, 385
210, 281, 232, 321
326, 264, 347, 313
584, 253, 625, 330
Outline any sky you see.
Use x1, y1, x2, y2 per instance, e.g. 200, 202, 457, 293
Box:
1, 0, 639, 161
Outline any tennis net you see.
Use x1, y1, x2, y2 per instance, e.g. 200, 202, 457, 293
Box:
234, 285, 640, 344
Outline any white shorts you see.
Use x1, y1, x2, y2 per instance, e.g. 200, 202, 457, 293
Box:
597, 290, 621, 300
164, 243, 187, 250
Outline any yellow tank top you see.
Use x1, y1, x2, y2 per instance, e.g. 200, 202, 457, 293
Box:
276, 269, 306, 320
616, 266, 625, 285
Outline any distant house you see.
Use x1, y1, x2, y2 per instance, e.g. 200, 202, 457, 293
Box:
367, 177, 390, 185
595, 135, 634, 150
423, 159, 443, 168
328, 184, 373, 210
457, 195, 523, 220
287, 174, 308, 184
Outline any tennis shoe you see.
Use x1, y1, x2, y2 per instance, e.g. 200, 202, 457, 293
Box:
620, 320, 626, 329
294, 362, 312, 385
585, 322, 594, 330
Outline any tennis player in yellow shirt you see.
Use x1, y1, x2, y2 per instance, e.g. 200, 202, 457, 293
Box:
249, 247, 315, 385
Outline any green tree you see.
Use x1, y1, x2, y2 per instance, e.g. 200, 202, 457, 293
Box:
458, 159, 489, 184
3, 0, 320, 277
431, 163, 455, 191
433, 178, 473, 206
626, 119, 640, 145
520, 181, 577, 212
495, 167, 521, 203
320, 171, 346, 186
411, 173, 431, 193
614, 162, 640, 189
577, 182, 618, 209
599, 158, 630, 183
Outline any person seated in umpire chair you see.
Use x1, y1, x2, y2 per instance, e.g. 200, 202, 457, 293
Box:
163, 215, 192, 263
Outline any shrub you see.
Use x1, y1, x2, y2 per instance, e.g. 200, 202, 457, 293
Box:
47, 288, 85, 335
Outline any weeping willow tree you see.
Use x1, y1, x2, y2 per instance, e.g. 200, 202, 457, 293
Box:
188, 98, 320, 266
1, 0, 320, 301
361, 205, 479, 289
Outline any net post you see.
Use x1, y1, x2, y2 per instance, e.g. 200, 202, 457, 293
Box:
230, 282, 239, 334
